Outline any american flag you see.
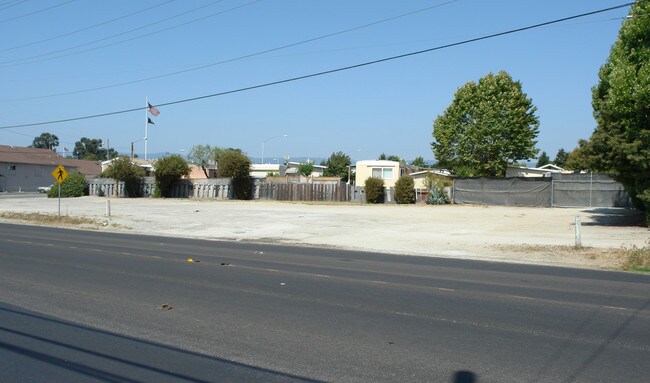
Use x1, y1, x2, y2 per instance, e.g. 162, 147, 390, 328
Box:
148, 103, 160, 116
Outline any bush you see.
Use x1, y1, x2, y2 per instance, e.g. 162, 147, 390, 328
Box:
395, 175, 415, 204
425, 188, 449, 205
153, 155, 190, 198
101, 156, 145, 197
423, 173, 451, 205
48, 171, 87, 198
217, 150, 252, 200
364, 177, 384, 204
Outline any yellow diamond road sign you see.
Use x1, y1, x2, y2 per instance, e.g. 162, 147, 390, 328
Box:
52, 165, 68, 184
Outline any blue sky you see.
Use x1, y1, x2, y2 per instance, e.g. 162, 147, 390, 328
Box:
0, 0, 633, 163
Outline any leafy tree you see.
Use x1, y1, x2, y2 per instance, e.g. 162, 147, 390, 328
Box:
217, 149, 252, 199
322, 151, 351, 181
30, 132, 59, 151
102, 156, 145, 197
394, 175, 415, 204
378, 153, 401, 162
564, 139, 593, 172
535, 151, 551, 168
431, 71, 540, 176
553, 148, 569, 168
188, 144, 214, 178
588, 0, 650, 223
298, 162, 314, 177
153, 155, 190, 197
364, 177, 384, 204
410, 156, 428, 168
73, 137, 116, 160
47, 171, 87, 198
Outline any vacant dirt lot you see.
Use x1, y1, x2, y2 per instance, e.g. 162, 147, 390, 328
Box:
1, 194, 647, 270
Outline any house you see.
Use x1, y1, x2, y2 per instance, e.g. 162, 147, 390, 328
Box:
0, 145, 101, 192
188, 163, 218, 179
100, 158, 155, 176
286, 162, 326, 178
250, 163, 288, 178
354, 160, 412, 188
506, 164, 572, 178
410, 169, 452, 189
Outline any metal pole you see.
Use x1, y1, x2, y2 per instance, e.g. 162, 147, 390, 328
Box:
575, 216, 582, 248
58, 183, 61, 219
589, 171, 593, 207
261, 141, 265, 164
144, 97, 148, 160
551, 179, 554, 207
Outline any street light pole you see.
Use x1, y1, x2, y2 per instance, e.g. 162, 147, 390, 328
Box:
262, 134, 287, 164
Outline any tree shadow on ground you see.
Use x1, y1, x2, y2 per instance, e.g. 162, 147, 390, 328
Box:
580, 208, 646, 227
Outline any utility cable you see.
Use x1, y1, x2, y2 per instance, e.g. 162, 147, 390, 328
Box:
0, 0, 75, 24
0, 0, 176, 53
0, 2, 633, 130
2, 0, 458, 101
0, 0, 233, 66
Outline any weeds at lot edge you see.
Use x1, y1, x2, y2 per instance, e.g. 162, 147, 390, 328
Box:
0, 212, 114, 228
621, 243, 650, 272
494, 243, 650, 272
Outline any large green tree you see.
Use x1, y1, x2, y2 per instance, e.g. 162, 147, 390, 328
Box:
589, 0, 650, 222
431, 71, 540, 176
30, 132, 59, 151
73, 137, 117, 161
321, 151, 351, 181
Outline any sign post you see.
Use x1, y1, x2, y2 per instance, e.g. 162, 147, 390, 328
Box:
51, 165, 69, 218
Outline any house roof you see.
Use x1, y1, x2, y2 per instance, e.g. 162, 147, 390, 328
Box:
287, 161, 326, 169
0, 145, 101, 177
356, 160, 400, 166
410, 169, 452, 177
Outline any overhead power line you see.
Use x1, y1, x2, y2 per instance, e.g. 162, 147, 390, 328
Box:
3, 0, 458, 101
0, 0, 249, 66
0, 0, 175, 53
0, 2, 634, 130
0, 0, 75, 24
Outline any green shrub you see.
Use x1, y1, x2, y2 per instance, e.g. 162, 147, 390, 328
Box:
153, 155, 190, 198
425, 188, 449, 205
423, 173, 451, 205
395, 175, 415, 204
217, 150, 252, 200
365, 177, 384, 204
101, 156, 145, 197
48, 171, 87, 198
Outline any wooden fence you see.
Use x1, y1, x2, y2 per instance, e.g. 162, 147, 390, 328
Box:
258, 182, 351, 202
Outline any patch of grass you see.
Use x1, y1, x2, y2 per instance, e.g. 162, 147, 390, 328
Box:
0, 212, 99, 226
621, 244, 650, 272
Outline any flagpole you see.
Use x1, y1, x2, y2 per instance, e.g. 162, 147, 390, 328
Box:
144, 96, 148, 160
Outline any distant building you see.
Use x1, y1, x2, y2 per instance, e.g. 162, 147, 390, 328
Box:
354, 160, 412, 188
100, 158, 154, 176
0, 145, 101, 192
506, 164, 573, 178
250, 163, 288, 178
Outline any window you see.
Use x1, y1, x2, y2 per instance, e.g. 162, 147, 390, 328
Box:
8, 164, 16, 175
371, 167, 394, 180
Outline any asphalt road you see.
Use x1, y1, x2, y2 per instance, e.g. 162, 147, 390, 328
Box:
0, 223, 648, 383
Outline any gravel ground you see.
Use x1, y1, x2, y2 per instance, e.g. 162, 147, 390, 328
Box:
1, 194, 648, 270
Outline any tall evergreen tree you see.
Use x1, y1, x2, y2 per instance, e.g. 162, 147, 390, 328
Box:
589, 1, 649, 223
